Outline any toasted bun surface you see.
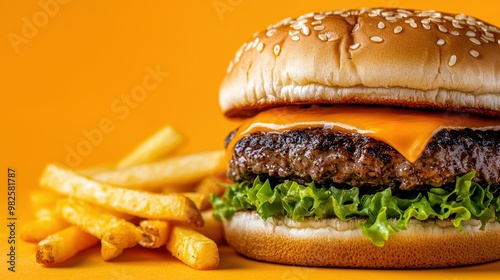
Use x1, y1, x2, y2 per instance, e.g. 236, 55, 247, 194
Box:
220, 8, 500, 118
223, 211, 500, 268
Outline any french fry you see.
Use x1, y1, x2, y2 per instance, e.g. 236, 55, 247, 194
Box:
36, 226, 99, 266
20, 209, 69, 243
100, 240, 124, 261
181, 192, 209, 211
55, 199, 155, 260
117, 126, 183, 168
40, 164, 204, 226
91, 150, 225, 190
166, 224, 219, 270
195, 176, 228, 199
139, 220, 170, 248
194, 210, 225, 245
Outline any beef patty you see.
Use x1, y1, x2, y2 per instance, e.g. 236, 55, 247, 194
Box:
226, 128, 500, 191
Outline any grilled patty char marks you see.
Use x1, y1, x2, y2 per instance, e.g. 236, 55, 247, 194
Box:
226, 128, 500, 191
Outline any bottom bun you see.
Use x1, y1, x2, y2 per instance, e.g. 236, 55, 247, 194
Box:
223, 211, 500, 268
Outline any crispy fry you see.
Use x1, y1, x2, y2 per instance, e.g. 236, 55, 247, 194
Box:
139, 220, 170, 248
195, 176, 227, 199
20, 209, 69, 243
117, 126, 183, 168
91, 150, 225, 190
194, 210, 225, 245
36, 226, 99, 266
182, 192, 209, 211
55, 199, 154, 257
40, 164, 204, 226
100, 240, 124, 261
166, 224, 219, 270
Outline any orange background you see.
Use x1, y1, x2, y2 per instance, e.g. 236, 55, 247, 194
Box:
2, 0, 500, 279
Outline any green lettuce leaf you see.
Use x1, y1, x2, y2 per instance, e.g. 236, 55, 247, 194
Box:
211, 171, 500, 246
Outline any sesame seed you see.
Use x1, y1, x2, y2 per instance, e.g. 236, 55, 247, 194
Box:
226, 61, 233, 73
378, 22, 386, 29
311, 20, 322, 26
394, 26, 403, 34
450, 30, 460, 36
466, 31, 476, 37
469, 50, 479, 57
313, 26, 325, 31
350, 43, 360, 50
297, 13, 314, 21
289, 30, 299, 36
418, 11, 433, 17
301, 26, 310, 36
291, 35, 300, 41
423, 24, 431, 30
448, 55, 457, 66
498, 39, 500, 45
256, 42, 264, 52
266, 29, 277, 37
438, 25, 448, 33
314, 14, 326, 20
251, 37, 260, 48
352, 23, 360, 32
318, 33, 327, 41
482, 34, 494, 42
370, 36, 384, 42
244, 42, 252, 51
273, 45, 281, 56
469, 37, 481, 45
436, 39, 446, 46
421, 18, 431, 24
485, 31, 494, 38
452, 21, 464, 29
431, 12, 442, 18
410, 22, 418, 29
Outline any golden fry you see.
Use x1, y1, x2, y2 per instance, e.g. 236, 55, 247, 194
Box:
20, 209, 69, 243
139, 220, 170, 248
182, 192, 209, 211
92, 150, 225, 190
40, 164, 204, 226
56, 199, 154, 253
117, 126, 183, 168
194, 210, 225, 245
195, 176, 228, 199
36, 226, 99, 266
166, 224, 219, 270
100, 240, 124, 261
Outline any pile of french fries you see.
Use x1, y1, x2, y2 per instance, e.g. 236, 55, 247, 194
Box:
21, 126, 228, 270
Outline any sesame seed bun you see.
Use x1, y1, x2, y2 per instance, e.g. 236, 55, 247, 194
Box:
220, 8, 500, 118
224, 211, 500, 268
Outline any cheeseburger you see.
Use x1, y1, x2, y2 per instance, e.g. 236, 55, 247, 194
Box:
212, 8, 500, 268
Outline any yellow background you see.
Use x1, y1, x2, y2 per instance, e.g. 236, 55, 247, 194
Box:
2, 0, 500, 279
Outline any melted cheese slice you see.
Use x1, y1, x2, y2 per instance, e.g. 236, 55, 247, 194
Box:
227, 106, 500, 163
